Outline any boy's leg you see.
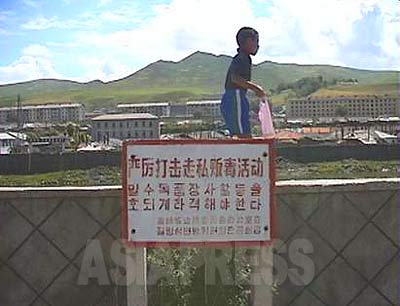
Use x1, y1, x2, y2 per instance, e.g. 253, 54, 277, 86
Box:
236, 89, 251, 138
221, 90, 239, 136
221, 89, 251, 138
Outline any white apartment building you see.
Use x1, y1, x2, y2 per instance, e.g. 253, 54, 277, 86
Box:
91, 113, 160, 142
185, 100, 222, 119
117, 103, 170, 117
116, 100, 223, 120
287, 95, 400, 120
0, 103, 85, 124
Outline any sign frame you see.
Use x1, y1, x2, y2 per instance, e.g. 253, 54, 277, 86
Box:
121, 138, 276, 248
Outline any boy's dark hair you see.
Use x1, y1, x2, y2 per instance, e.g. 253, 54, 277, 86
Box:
236, 27, 258, 47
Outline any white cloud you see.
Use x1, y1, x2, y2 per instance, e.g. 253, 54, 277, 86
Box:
99, 0, 113, 7
21, 16, 99, 30
0, 45, 60, 84
22, 44, 52, 58
98, 10, 141, 23
70, 0, 400, 75
46, 41, 80, 48
260, 0, 400, 70
22, 5, 140, 31
73, 0, 257, 73
9, 0, 400, 84
0, 10, 20, 37
0, 28, 11, 36
0, 10, 14, 21
22, 16, 60, 30
71, 57, 130, 82
22, 0, 41, 9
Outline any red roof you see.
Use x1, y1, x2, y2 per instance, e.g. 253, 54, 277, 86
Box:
302, 127, 333, 134
275, 130, 303, 140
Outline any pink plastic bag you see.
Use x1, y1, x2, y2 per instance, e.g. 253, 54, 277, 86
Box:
258, 98, 275, 137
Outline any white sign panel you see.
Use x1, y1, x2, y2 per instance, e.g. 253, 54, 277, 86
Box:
122, 140, 274, 246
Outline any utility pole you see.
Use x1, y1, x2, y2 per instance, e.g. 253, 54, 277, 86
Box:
16, 94, 23, 129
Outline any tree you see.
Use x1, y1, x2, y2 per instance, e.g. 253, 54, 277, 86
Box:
275, 76, 326, 97
66, 123, 76, 138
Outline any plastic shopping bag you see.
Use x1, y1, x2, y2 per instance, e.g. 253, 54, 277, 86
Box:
258, 98, 275, 137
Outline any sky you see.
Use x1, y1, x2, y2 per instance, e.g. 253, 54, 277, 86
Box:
0, 0, 399, 85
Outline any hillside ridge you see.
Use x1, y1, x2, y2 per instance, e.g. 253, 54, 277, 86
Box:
0, 51, 398, 110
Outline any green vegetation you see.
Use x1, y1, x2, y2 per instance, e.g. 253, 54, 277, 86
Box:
311, 82, 399, 97
0, 160, 397, 187
0, 166, 120, 187
269, 89, 296, 106
161, 121, 217, 135
15, 123, 91, 151
0, 51, 398, 110
274, 75, 327, 97
146, 247, 252, 305
278, 159, 399, 180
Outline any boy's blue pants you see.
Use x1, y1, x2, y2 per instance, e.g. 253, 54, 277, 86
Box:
220, 89, 251, 136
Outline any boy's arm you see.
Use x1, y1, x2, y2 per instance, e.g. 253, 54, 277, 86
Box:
231, 74, 266, 98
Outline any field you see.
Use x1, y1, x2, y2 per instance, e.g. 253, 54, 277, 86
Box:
0, 159, 397, 187
312, 82, 399, 98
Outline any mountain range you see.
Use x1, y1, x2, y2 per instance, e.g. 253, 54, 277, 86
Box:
0, 51, 398, 111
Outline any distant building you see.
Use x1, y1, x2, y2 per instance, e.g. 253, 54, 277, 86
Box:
91, 113, 160, 142
274, 130, 303, 143
36, 135, 70, 152
117, 103, 170, 117
373, 130, 398, 145
0, 103, 85, 124
169, 104, 187, 118
116, 100, 223, 120
116, 100, 224, 120
0, 133, 17, 154
186, 100, 222, 119
286, 95, 400, 120
0, 132, 28, 154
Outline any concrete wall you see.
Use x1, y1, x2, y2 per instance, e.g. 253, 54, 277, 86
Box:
0, 186, 125, 306
0, 179, 398, 305
277, 143, 400, 163
274, 179, 399, 305
1, 144, 399, 175
0, 151, 121, 175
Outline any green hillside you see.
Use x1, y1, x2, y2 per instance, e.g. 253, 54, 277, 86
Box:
254, 61, 398, 88
312, 82, 399, 97
0, 51, 398, 111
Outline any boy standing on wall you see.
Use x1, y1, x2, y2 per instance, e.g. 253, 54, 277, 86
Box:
221, 27, 267, 138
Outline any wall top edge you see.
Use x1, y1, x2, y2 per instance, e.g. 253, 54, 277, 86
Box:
0, 178, 398, 198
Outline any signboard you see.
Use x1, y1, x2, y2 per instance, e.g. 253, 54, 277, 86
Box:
121, 139, 276, 247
